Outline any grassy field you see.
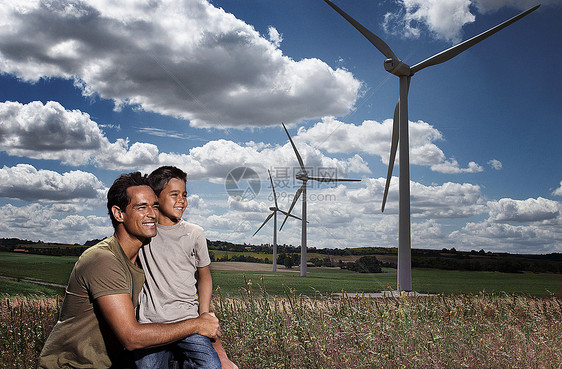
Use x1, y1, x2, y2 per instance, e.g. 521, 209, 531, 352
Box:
0, 252, 77, 285
1, 252, 561, 297
1, 252, 562, 368
2, 292, 561, 368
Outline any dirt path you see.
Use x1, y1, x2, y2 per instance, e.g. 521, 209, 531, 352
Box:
210, 261, 299, 273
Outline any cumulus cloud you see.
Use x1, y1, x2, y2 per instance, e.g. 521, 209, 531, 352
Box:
383, 0, 475, 42
488, 197, 560, 223
0, 164, 106, 201
297, 117, 482, 174
553, 181, 562, 197
268, 26, 283, 48
488, 159, 502, 170
382, 0, 557, 44
430, 159, 483, 174
0, 0, 360, 128
0, 100, 105, 164
448, 197, 562, 253
0, 203, 111, 243
449, 219, 562, 253
0, 100, 166, 168
0, 101, 371, 178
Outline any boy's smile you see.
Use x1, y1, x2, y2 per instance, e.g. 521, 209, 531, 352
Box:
158, 178, 188, 226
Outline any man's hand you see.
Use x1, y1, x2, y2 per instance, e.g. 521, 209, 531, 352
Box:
197, 312, 221, 340
212, 337, 238, 369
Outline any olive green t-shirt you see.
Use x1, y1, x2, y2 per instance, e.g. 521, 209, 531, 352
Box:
38, 236, 145, 369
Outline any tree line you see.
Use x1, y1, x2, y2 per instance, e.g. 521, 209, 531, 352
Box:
2, 238, 561, 274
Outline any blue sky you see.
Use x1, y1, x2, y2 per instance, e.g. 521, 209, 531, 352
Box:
0, 0, 560, 254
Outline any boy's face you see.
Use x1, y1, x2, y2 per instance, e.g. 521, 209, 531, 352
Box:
157, 178, 187, 226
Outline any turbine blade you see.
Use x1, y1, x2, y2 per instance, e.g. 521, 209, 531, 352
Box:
382, 77, 409, 212
280, 184, 304, 230
323, 0, 398, 61
279, 209, 302, 221
381, 101, 399, 212
252, 212, 274, 237
282, 123, 306, 173
308, 176, 361, 182
411, 4, 540, 74
268, 169, 278, 207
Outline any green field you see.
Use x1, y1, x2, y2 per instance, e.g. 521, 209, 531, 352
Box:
211, 267, 561, 296
0, 252, 77, 285
1, 251, 560, 297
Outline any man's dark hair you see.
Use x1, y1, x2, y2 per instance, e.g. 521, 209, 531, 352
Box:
148, 166, 187, 196
107, 172, 151, 229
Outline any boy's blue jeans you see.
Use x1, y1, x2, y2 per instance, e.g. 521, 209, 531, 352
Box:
134, 334, 221, 369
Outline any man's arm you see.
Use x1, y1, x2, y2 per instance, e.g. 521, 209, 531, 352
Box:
96, 293, 220, 351
196, 265, 213, 314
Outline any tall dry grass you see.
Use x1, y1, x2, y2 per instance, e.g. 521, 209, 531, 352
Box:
1, 289, 561, 368
0, 295, 61, 368
215, 283, 562, 369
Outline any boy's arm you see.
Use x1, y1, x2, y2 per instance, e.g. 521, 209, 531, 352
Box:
95, 293, 220, 351
196, 265, 213, 314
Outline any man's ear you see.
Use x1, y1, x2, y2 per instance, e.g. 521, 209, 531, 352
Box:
111, 205, 124, 223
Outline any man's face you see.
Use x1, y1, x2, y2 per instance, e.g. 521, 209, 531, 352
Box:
157, 178, 187, 226
121, 185, 159, 239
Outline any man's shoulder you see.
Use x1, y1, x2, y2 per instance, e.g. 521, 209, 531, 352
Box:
77, 237, 121, 268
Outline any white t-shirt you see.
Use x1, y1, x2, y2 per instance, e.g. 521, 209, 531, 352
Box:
137, 220, 211, 323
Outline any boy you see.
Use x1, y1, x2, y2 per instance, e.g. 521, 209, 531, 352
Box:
134, 166, 237, 369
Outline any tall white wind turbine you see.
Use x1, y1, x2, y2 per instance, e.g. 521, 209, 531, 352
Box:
323, 0, 540, 291
252, 169, 301, 272
280, 123, 360, 277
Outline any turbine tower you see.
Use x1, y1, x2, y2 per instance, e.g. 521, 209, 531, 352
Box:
252, 169, 301, 272
323, 0, 540, 290
281, 123, 360, 277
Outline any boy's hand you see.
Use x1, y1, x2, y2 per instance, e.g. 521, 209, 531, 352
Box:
197, 312, 221, 340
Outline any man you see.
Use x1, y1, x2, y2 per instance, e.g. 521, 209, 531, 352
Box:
39, 172, 220, 368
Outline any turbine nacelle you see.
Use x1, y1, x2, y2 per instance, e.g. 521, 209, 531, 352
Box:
269, 206, 277, 211
296, 172, 309, 181
384, 59, 411, 76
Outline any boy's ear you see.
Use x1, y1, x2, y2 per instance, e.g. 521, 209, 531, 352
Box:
111, 205, 124, 223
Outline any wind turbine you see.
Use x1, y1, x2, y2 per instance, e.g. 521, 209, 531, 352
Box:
252, 169, 301, 272
280, 123, 360, 277
323, 0, 540, 291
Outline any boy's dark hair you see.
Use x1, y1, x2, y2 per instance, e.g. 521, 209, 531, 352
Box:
107, 172, 151, 229
148, 166, 187, 196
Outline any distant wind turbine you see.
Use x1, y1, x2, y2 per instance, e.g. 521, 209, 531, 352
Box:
280, 123, 360, 277
252, 169, 301, 272
323, 0, 540, 290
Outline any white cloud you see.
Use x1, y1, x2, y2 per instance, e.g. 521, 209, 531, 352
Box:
430, 159, 483, 174
488, 159, 502, 170
450, 219, 562, 253
297, 117, 482, 174
0, 164, 106, 202
0, 0, 360, 128
268, 26, 283, 48
553, 181, 562, 197
0, 100, 105, 164
0, 100, 166, 169
383, 0, 475, 42
0, 203, 111, 244
448, 197, 562, 253
488, 197, 560, 223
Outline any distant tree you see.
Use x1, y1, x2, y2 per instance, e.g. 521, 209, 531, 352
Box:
284, 256, 294, 269
347, 256, 382, 273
